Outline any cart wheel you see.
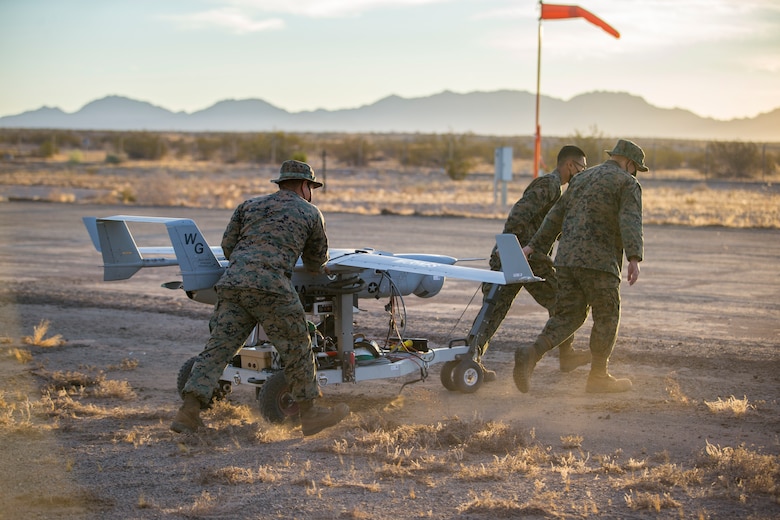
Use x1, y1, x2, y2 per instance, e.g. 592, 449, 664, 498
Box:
176, 356, 217, 409
257, 371, 300, 423
176, 356, 197, 399
440, 360, 459, 391
214, 379, 232, 401
453, 359, 483, 394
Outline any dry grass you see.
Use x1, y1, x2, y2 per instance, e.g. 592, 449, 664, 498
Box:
2, 158, 779, 228
6, 347, 33, 364
21, 319, 65, 347
107, 358, 139, 371
4, 317, 777, 512
704, 395, 755, 417
200, 464, 281, 485
456, 491, 534, 516
560, 434, 584, 449
0, 390, 37, 429
665, 373, 694, 406
700, 442, 780, 501
624, 490, 682, 512
2, 363, 778, 518
643, 184, 780, 228
93, 379, 137, 400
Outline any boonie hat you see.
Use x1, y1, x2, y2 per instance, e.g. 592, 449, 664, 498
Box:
271, 160, 323, 188
605, 139, 649, 172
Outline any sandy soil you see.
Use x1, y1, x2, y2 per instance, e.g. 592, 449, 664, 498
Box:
0, 201, 778, 519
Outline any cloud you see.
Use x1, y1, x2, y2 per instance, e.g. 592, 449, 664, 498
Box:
162, 0, 452, 33
163, 8, 285, 34
748, 56, 780, 74
223, 0, 451, 18
478, 0, 780, 56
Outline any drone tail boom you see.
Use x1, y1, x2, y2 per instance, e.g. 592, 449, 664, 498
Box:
83, 216, 225, 289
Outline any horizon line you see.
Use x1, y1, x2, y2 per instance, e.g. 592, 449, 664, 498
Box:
2, 89, 778, 123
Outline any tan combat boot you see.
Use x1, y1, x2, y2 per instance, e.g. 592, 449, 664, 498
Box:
513, 343, 538, 393
585, 367, 632, 393
170, 393, 204, 433
559, 347, 591, 373
299, 400, 350, 436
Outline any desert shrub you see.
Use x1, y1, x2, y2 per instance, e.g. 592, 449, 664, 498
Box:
328, 135, 373, 167
29, 130, 88, 158
445, 156, 473, 180
707, 141, 762, 179
4, 129, 80, 148
448, 133, 478, 171
105, 153, 124, 164
649, 145, 685, 169
38, 139, 58, 158
558, 126, 611, 170
52, 130, 84, 148
402, 134, 441, 168
550, 134, 692, 172
369, 133, 449, 166
760, 148, 778, 176
370, 135, 410, 165
168, 137, 191, 160
117, 186, 136, 203
414, 132, 480, 179
443, 133, 477, 180
194, 136, 223, 161
237, 134, 272, 162
235, 131, 305, 164
118, 132, 167, 160
68, 150, 84, 164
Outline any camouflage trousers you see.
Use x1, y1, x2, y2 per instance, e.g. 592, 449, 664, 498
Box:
473, 256, 573, 355
536, 267, 621, 367
183, 286, 319, 405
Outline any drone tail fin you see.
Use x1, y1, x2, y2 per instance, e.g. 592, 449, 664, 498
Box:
495, 233, 544, 284
164, 219, 225, 291
83, 217, 144, 281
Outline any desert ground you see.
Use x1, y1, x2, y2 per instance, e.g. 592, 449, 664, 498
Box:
1, 189, 779, 518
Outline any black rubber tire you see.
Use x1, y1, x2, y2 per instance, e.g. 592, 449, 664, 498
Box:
177, 356, 225, 408
453, 359, 483, 394
214, 379, 232, 401
176, 356, 198, 399
440, 360, 459, 391
257, 371, 300, 423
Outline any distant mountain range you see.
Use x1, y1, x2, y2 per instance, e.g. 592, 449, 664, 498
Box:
2, 90, 778, 141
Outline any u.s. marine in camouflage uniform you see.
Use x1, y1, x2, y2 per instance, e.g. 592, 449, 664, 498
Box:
474, 146, 591, 379
514, 139, 646, 394
172, 160, 349, 436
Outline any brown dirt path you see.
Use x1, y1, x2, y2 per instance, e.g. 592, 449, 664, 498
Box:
1, 201, 778, 519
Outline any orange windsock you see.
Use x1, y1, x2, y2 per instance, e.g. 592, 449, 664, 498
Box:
540, 3, 620, 39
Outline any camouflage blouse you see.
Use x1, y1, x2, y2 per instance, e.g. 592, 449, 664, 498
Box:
529, 160, 643, 279
502, 169, 564, 247
216, 189, 329, 294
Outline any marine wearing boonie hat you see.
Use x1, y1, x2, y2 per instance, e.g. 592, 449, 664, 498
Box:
271, 160, 323, 188
605, 139, 649, 172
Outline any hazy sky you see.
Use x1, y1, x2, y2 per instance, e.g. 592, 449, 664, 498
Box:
1, 0, 778, 124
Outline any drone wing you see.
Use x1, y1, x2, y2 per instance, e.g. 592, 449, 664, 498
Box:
328, 233, 542, 285
84, 215, 542, 294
